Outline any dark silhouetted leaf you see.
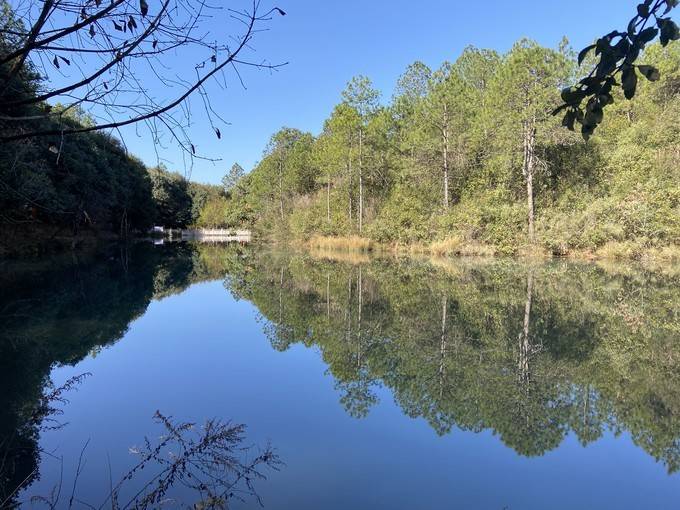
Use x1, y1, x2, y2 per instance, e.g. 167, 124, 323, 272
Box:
621, 66, 638, 99
582, 123, 595, 141
638, 64, 660, 81
638, 26, 659, 44
664, 0, 679, 14
659, 18, 680, 46
578, 44, 596, 65
561, 86, 586, 106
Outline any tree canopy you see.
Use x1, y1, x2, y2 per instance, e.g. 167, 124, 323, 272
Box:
193, 37, 679, 259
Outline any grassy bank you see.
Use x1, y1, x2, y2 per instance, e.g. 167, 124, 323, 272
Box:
303, 235, 680, 263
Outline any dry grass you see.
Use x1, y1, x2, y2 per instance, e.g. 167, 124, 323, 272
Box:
649, 244, 680, 262
428, 237, 496, 257
594, 241, 643, 260
429, 237, 464, 257
570, 241, 680, 268
305, 235, 680, 268
308, 248, 373, 265
308, 235, 375, 252
516, 243, 550, 260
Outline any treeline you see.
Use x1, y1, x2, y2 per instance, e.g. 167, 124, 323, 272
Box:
0, 101, 223, 239
203, 39, 680, 258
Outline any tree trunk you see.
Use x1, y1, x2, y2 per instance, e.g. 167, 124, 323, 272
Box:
358, 128, 364, 233
442, 123, 450, 210
518, 271, 534, 385
346, 271, 352, 347
357, 265, 363, 366
439, 295, 448, 398
522, 119, 536, 243
347, 144, 353, 225
327, 173, 331, 224
326, 273, 331, 318
278, 266, 284, 324
278, 158, 284, 221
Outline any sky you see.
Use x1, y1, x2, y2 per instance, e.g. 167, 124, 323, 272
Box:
110, 0, 632, 184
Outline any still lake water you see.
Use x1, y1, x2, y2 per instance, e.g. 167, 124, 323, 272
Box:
1, 242, 680, 509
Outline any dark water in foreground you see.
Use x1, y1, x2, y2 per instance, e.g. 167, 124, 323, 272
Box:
1, 242, 680, 509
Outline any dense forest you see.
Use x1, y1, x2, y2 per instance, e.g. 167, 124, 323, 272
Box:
1, 0, 679, 260
0, 1, 225, 253
198, 39, 680, 259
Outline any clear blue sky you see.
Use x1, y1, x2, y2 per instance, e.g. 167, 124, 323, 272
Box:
114, 0, 631, 184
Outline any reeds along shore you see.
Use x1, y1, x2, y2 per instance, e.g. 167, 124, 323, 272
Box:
305, 235, 680, 263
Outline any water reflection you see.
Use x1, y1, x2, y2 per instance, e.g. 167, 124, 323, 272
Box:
226, 249, 680, 468
1, 242, 679, 505
0, 242, 255, 507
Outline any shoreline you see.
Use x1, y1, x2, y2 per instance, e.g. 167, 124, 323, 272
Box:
305, 235, 680, 264
3, 228, 679, 267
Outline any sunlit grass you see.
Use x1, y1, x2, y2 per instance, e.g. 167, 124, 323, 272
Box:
308, 235, 375, 252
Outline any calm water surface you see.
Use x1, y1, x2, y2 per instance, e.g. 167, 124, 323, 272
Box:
1, 242, 680, 509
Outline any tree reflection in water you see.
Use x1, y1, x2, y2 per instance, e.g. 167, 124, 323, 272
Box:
1, 242, 680, 505
0, 243, 279, 509
225, 248, 680, 470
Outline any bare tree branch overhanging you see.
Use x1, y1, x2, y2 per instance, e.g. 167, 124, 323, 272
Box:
0, 0, 287, 156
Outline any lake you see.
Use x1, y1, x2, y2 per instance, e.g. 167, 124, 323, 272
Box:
1, 242, 679, 509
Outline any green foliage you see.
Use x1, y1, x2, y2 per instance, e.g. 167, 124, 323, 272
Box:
148, 166, 193, 228
556, 0, 679, 138
0, 123, 156, 233
0, 16, 223, 238
213, 38, 679, 257
222, 163, 245, 195
188, 181, 223, 225
195, 196, 230, 228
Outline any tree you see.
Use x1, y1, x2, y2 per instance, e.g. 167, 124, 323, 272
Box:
392, 61, 432, 172
341, 76, 380, 233
222, 163, 246, 195
489, 40, 572, 243
196, 196, 229, 228
454, 47, 500, 148
418, 62, 473, 210
198, 37, 679, 257
148, 166, 192, 227
393, 61, 432, 128
323, 103, 361, 232
188, 181, 222, 225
